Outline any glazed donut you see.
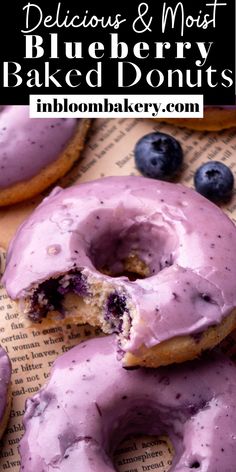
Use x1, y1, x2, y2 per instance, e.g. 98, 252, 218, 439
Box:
0, 106, 90, 206
20, 335, 236, 472
0, 346, 12, 439
3, 176, 236, 367
158, 106, 236, 131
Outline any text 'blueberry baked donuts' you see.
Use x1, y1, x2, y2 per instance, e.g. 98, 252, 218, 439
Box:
19, 335, 236, 472
3, 176, 236, 367
0, 106, 90, 206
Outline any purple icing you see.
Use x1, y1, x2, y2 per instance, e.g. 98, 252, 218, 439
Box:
0, 106, 77, 188
3, 176, 236, 354
19, 335, 236, 472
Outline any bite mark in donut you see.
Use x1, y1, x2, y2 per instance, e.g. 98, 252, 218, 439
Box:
27, 270, 88, 322
3, 176, 236, 367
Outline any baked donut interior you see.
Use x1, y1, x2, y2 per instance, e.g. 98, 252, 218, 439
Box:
24, 218, 177, 350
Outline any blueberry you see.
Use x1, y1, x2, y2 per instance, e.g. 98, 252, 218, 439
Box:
134, 132, 183, 180
194, 161, 234, 202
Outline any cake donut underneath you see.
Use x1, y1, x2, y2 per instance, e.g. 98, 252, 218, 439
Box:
0, 346, 12, 440
20, 335, 236, 472
3, 176, 236, 367
157, 106, 236, 131
0, 106, 90, 206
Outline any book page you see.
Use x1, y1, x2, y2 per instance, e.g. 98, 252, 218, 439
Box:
0, 118, 236, 471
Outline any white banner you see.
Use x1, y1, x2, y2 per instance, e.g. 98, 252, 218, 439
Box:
30, 94, 203, 118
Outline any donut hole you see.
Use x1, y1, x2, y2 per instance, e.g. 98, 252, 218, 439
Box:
89, 221, 177, 281
114, 434, 173, 472
110, 405, 174, 471
190, 460, 201, 469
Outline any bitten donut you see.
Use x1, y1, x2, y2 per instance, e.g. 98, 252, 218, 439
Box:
0, 106, 90, 206
158, 106, 236, 131
0, 346, 12, 439
3, 176, 236, 367
20, 335, 236, 472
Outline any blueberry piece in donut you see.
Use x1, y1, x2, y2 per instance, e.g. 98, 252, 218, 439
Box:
0, 346, 12, 439
27, 270, 88, 322
19, 335, 236, 472
134, 131, 183, 180
0, 106, 91, 206
3, 176, 236, 367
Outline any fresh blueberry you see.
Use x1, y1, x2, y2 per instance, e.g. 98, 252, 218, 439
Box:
134, 132, 183, 180
194, 161, 234, 202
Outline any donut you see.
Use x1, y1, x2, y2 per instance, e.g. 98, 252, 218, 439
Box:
0, 346, 12, 439
0, 106, 90, 206
3, 176, 236, 367
157, 106, 236, 131
19, 335, 236, 472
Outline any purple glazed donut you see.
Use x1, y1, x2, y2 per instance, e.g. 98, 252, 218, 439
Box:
3, 176, 236, 367
0, 106, 90, 206
20, 335, 236, 472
